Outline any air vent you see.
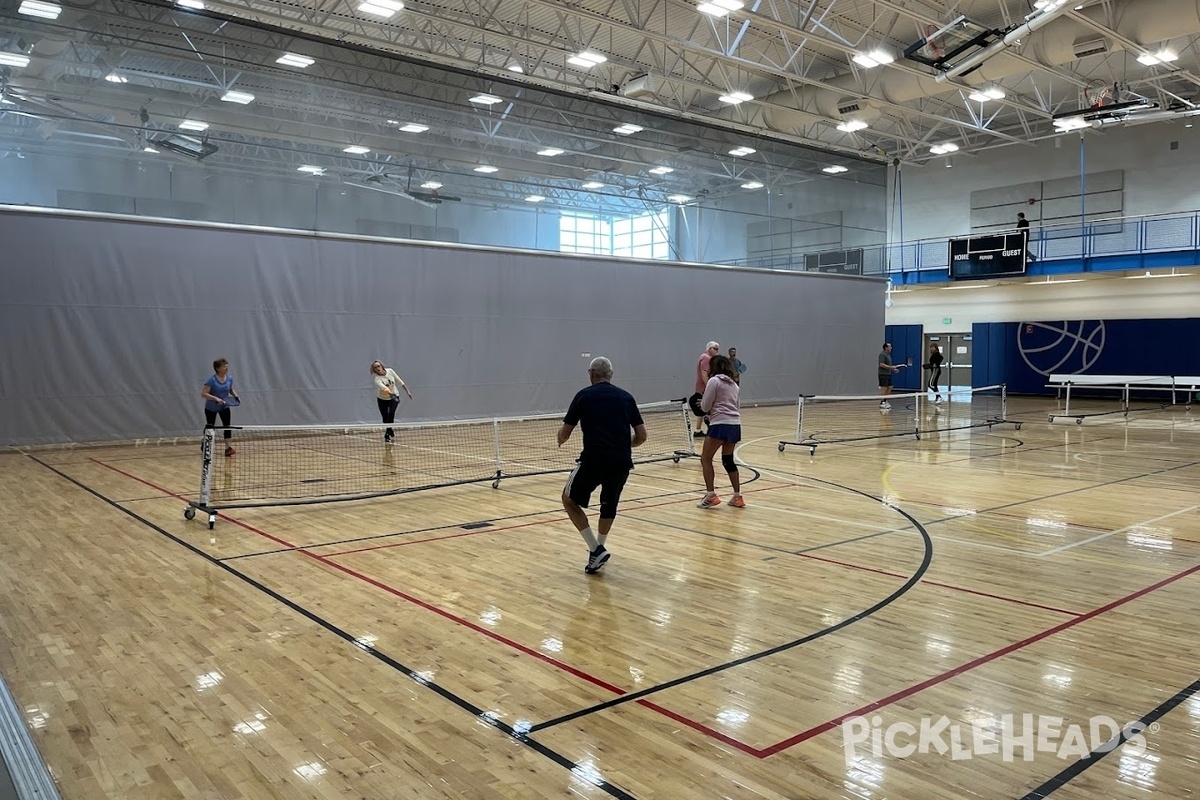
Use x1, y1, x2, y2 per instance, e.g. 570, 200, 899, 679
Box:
621, 74, 657, 98
1072, 37, 1110, 59
837, 99, 862, 116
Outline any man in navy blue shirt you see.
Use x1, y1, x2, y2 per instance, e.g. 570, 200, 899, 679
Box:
557, 356, 648, 574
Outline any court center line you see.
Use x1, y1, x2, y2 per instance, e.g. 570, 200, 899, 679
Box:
755, 557, 1200, 758
1036, 505, 1200, 557
30, 455, 642, 800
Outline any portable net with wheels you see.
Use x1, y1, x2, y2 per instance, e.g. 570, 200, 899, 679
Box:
1047, 375, 1198, 424
185, 399, 694, 528
778, 384, 1014, 455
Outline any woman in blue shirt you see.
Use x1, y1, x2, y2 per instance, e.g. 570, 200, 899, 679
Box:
201, 358, 239, 457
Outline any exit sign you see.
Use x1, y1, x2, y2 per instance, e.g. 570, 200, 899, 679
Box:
942, 317, 952, 324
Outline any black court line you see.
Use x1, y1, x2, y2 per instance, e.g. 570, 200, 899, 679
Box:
221, 480, 724, 561
1019, 676, 1200, 799
28, 455, 640, 800
528, 476, 933, 734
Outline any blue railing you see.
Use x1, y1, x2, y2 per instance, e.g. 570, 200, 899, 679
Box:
726, 210, 1200, 281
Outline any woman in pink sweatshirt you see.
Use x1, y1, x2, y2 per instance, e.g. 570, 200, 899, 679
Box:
698, 355, 745, 508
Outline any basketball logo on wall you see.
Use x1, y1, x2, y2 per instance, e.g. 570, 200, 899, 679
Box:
1018, 321, 1105, 376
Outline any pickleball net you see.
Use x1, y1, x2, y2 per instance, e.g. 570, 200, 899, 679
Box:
186, 399, 694, 527
778, 384, 1015, 454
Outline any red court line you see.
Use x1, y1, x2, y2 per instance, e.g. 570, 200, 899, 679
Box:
88, 456, 761, 754
756, 557, 1200, 758
795, 552, 1082, 616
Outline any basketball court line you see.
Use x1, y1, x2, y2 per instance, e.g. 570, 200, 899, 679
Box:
82, 451, 936, 757
1035, 505, 1200, 557
754, 557, 1200, 758
28, 454, 642, 800
1018, 675, 1200, 799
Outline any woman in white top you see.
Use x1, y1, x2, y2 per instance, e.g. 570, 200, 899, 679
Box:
698, 355, 745, 509
370, 360, 413, 443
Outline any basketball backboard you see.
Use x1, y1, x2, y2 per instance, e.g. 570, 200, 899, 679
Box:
903, 16, 1001, 72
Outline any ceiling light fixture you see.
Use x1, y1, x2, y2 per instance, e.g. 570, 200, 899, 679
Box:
718, 91, 753, 105
729, 145, 756, 156
822, 165, 849, 174
143, 146, 159, 154
851, 50, 894, 69
18, 1, 62, 19
581, 181, 605, 189
105, 73, 128, 84
648, 166, 674, 175
930, 142, 959, 155
525, 195, 545, 203
740, 181, 764, 189
836, 120, 869, 133
357, 0, 403, 17
420, 181, 442, 190
1137, 49, 1178, 66
398, 123, 428, 133
536, 147, 564, 157
567, 51, 607, 69
0, 54, 32, 69
968, 87, 1006, 102
697, 0, 743, 17
508, 64, 524, 73
220, 90, 255, 104
613, 123, 644, 135
667, 194, 692, 203
474, 165, 499, 173
178, 120, 209, 132
176, 0, 204, 8
343, 145, 370, 155
297, 165, 325, 175
276, 53, 315, 68
1054, 117, 1090, 131
469, 93, 504, 105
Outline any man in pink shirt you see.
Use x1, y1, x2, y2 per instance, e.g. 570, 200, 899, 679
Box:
689, 341, 720, 437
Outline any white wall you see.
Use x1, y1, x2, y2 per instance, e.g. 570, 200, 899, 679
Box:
892, 122, 1200, 242
886, 271, 1200, 331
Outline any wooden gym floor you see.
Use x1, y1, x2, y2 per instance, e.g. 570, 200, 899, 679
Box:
1, 397, 1198, 799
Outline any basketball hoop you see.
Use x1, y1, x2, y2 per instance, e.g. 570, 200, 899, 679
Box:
1084, 79, 1113, 109
924, 24, 946, 61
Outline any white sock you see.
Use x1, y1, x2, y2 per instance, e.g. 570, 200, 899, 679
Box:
597, 532, 608, 548
733, 492, 742, 498
579, 526, 599, 551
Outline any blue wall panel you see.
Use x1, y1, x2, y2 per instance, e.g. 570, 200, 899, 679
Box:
885, 324, 924, 391
973, 317, 1200, 393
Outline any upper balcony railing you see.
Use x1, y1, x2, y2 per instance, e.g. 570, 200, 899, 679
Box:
725, 209, 1200, 281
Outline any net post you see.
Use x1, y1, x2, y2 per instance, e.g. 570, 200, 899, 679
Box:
1064, 382, 1073, 416
1001, 384, 1008, 420
198, 427, 214, 510
914, 392, 923, 439
492, 418, 503, 480
796, 395, 805, 443
678, 398, 695, 456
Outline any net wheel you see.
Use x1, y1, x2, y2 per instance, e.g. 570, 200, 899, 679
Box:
491, 479, 500, 489
1016, 422, 1023, 430
1076, 418, 1083, 425
208, 514, 217, 529
778, 443, 786, 452
808, 446, 816, 456
1047, 415, 1054, 423
672, 454, 681, 463
184, 507, 196, 520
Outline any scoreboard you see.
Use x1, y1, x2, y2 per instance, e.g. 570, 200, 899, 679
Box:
948, 232, 1028, 279
804, 248, 863, 275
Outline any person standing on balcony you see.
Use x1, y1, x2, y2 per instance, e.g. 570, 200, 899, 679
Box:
1017, 212, 1037, 262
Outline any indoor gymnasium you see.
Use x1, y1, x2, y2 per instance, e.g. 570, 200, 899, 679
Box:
1, 1, 1199, 799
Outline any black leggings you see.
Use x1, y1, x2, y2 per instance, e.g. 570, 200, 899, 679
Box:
377, 397, 400, 436
204, 407, 232, 440
929, 367, 943, 395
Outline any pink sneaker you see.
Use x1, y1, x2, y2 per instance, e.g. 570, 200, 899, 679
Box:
698, 494, 721, 509
730, 496, 746, 508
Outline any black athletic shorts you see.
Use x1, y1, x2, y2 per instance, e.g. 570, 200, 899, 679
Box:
878, 375, 893, 388
564, 458, 631, 519
688, 392, 705, 417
